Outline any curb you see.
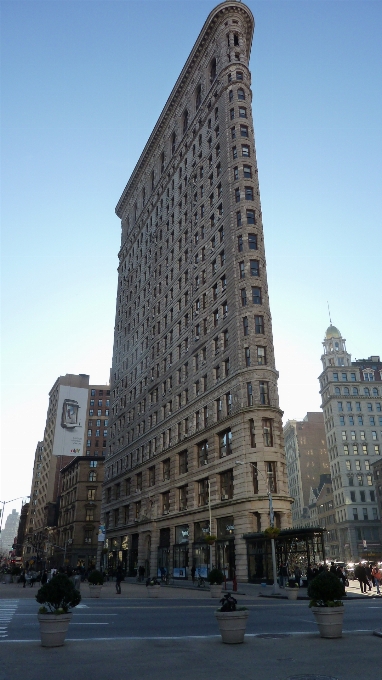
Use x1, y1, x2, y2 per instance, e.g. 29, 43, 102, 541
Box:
373, 629, 382, 637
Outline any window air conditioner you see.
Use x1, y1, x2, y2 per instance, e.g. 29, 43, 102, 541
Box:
221, 494, 229, 500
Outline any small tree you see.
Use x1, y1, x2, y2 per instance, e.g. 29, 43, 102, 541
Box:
36, 573, 81, 613
88, 570, 104, 585
207, 568, 225, 586
308, 570, 345, 607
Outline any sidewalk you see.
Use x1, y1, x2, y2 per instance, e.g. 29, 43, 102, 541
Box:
1, 578, 380, 600
0, 632, 381, 680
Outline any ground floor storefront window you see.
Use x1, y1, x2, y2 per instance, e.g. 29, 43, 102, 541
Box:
245, 528, 325, 583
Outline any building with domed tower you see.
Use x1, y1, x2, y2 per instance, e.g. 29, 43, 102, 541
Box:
102, 1, 293, 583
319, 324, 382, 562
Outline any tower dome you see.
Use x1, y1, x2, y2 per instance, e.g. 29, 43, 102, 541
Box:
325, 325, 341, 339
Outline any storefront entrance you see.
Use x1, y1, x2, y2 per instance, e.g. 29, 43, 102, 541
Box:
129, 533, 139, 576
173, 524, 189, 578
157, 527, 171, 578
216, 516, 235, 579
193, 521, 211, 578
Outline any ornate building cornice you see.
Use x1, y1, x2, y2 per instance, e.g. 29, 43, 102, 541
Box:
115, 1, 254, 219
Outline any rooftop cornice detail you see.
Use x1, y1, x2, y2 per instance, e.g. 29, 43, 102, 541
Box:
115, 2, 254, 219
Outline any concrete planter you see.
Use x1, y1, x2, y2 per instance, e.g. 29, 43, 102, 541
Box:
147, 585, 161, 598
38, 612, 72, 647
285, 587, 299, 600
88, 584, 103, 598
311, 606, 344, 638
210, 584, 223, 598
215, 609, 249, 644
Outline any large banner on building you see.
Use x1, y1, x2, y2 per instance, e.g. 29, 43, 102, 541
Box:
52, 385, 88, 456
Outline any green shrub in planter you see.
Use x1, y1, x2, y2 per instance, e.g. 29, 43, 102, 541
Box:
88, 570, 104, 586
207, 568, 225, 586
36, 573, 81, 613
307, 570, 345, 607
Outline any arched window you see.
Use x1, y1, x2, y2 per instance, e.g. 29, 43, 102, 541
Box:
182, 109, 189, 135
364, 387, 370, 396
171, 131, 176, 155
237, 88, 245, 101
372, 388, 379, 396
210, 57, 216, 83
196, 84, 202, 110
234, 33, 239, 47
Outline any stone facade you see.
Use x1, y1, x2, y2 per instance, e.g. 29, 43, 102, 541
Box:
284, 412, 330, 526
319, 325, 382, 562
103, 1, 292, 582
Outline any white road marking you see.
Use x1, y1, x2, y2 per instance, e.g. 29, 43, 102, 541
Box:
0, 600, 18, 638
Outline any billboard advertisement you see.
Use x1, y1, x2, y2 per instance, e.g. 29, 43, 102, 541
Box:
52, 385, 88, 456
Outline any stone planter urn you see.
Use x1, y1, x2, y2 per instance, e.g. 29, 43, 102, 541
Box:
215, 610, 249, 644
88, 584, 103, 598
147, 585, 161, 598
285, 587, 299, 600
210, 584, 222, 598
38, 612, 72, 647
311, 606, 344, 638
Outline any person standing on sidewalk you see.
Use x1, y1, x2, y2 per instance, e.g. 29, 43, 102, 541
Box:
372, 564, 381, 595
354, 562, 368, 593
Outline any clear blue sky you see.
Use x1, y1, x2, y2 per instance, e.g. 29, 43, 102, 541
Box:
1, 0, 381, 511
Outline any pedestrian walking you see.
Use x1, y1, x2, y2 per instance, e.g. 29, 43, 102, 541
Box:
365, 563, 373, 591
371, 565, 381, 595
138, 565, 145, 582
116, 566, 123, 594
74, 570, 81, 591
191, 564, 196, 584
354, 562, 368, 593
41, 570, 48, 585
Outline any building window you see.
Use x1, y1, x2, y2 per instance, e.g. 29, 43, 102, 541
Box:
220, 469, 234, 500
149, 466, 156, 487
243, 316, 249, 336
162, 491, 170, 514
246, 209, 255, 224
254, 315, 264, 334
179, 485, 188, 511
239, 107, 247, 118
219, 429, 232, 458
198, 441, 208, 466
136, 472, 142, 492
266, 462, 277, 493
237, 235, 243, 251
85, 508, 94, 522
260, 381, 270, 405
247, 382, 253, 406
248, 233, 257, 250
179, 450, 188, 475
241, 144, 250, 156
237, 87, 245, 100
135, 501, 141, 520
262, 419, 273, 447
198, 478, 209, 506
241, 288, 247, 306
252, 287, 262, 304
163, 458, 170, 481
245, 347, 251, 366
256, 346, 266, 365
87, 488, 96, 501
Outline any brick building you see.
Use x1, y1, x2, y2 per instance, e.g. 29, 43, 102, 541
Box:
50, 456, 105, 570
284, 413, 330, 526
102, 1, 292, 582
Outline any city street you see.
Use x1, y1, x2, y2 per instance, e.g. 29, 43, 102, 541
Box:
0, 583, 381, 680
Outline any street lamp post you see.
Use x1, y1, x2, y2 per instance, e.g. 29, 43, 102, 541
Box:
235, 461, 280, 594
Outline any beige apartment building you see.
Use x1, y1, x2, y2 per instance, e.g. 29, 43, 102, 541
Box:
320, 325, 382, 561
23, 375, 109, 566
102, 1, 292, 582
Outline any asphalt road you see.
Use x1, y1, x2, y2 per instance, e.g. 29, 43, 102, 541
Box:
1, 596, 381, 642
